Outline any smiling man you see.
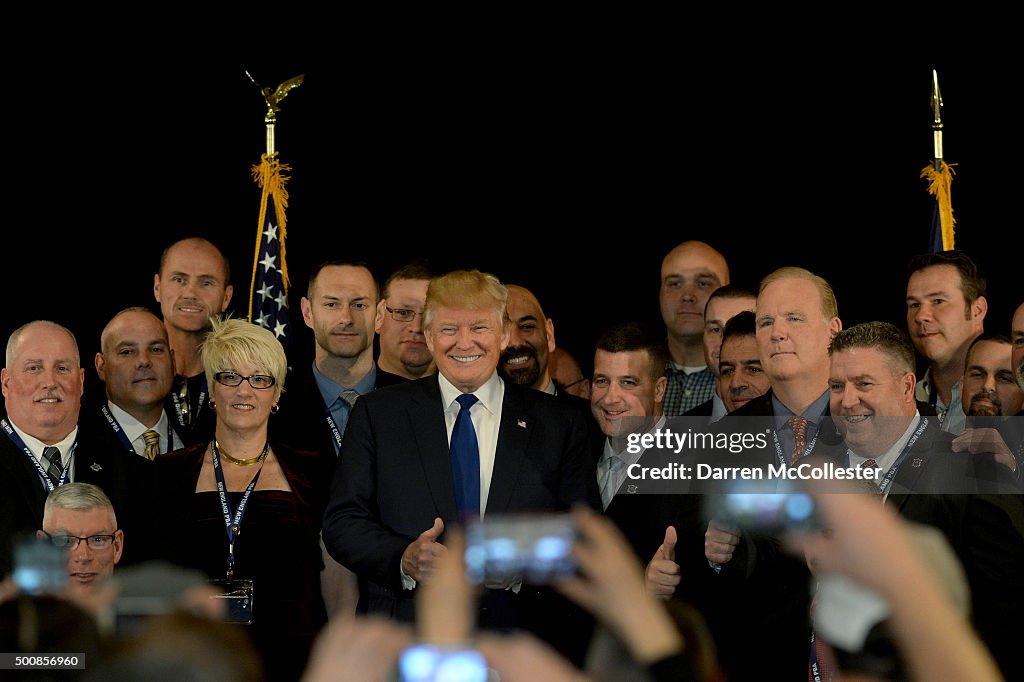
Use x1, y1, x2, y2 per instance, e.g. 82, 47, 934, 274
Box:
498, 285, 557, 393
153, 237, 233, 443
828, 321, 1024, 682
38, 482, 122, 597
323, 269, 600, 661
1, 321, 152, 575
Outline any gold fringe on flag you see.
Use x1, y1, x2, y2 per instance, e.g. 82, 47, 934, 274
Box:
920, 161, 957, 251
247, 153, 291, 324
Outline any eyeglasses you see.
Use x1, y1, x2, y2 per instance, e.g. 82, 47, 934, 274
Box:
214, 372, 277, 390
385, 306, 424, 323
42, 531, 117, 550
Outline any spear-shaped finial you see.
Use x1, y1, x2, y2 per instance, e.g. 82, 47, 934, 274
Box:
931, 69, 944, 171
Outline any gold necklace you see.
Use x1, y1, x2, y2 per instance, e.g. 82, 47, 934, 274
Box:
214, 439, 268, 467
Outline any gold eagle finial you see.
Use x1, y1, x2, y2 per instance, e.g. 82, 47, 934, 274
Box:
245, 70, 304, 116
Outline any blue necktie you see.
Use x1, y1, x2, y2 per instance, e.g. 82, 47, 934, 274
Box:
451, 393, 481, 516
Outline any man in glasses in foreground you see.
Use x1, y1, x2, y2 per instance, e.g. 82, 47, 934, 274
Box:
38, 482, 123, 598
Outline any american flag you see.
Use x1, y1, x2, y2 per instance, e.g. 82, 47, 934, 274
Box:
248, 155, 291, 343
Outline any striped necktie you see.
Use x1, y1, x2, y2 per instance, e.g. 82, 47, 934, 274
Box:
41, 446, 62, 485
142, 429, 161, 460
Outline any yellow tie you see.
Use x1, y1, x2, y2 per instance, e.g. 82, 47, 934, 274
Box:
142, 430, 161, 460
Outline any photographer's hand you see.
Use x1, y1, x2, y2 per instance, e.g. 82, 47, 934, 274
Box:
645, 526, 681, 599
705, 519, 741, 565
557, 507, 683, 665
417, 527, 475, 646
401, 517, 447, 583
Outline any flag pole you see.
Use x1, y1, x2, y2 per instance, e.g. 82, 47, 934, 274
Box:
245, 71, 303, 340
922, 69, 956, 251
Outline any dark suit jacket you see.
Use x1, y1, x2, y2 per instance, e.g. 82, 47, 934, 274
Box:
272, 363, 342, 459
881, 423, 1024, 682
0, 421, 155, 576
322, 374, 601, 635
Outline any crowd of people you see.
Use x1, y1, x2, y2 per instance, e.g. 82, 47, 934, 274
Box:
1, 236, 1021, 681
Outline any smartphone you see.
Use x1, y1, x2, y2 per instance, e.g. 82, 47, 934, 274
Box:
704, 481, 819, 535
464, 513, 577, 586
398, 644, 490, 682
12, 532, 67, 596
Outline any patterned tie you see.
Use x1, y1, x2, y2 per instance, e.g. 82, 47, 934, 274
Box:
41, 446, 63, 485
142, 429, 161, 460
450, 394, 481, 516
341, 390, 360, 410
789, 416, 809, 465
599, 454, 625, 509
861, 458, 881, 497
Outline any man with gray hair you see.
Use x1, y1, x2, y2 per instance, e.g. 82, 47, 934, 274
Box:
37, 482, 123, 597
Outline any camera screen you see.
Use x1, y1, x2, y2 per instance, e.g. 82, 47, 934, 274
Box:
464, 513, 577, 585
398, 645, 488, 682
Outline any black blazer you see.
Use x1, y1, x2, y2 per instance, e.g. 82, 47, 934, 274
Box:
883, 424, 1024, 682
272, 362, 342, 459
322, 375, 601, 616
0, 423, 155, 575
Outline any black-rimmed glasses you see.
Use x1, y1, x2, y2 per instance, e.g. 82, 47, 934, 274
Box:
42, 531, 117, 550
385, 306, 424, 323
214, 372, 277, 389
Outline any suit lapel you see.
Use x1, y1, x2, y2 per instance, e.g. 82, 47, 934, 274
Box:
486, 385, 530, 515
0, 439, 49, 520
885, 423, 936, 511
411, 377, 459, 520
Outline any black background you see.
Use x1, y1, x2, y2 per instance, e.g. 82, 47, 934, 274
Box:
5, 45, 1020, 382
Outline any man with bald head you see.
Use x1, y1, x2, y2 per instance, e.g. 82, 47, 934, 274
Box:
153, 237, 234, 444
0, 321, 152, 576
658, 241, 730, 415
90, 307, 185, 457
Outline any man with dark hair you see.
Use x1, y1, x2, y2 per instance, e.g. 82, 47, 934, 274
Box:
828, 321, 1024, 681
375, 260, 435, 387
717, 311, 771, 413
278, 260, 380, 457
905, 249, 988, 434
684, 285, 756, 421
952, 333, 1024, 477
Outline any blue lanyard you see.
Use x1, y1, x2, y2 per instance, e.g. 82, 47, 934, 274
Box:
843, 417, 929, 497
211, 440, 269, 578
1, 419, 73, 492
170, 377, 208, 429
100, 405, 177, 454
809, 630, 825, 682
322, 402, 343, 455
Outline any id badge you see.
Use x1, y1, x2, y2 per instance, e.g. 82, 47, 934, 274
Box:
209, 578, 254, 624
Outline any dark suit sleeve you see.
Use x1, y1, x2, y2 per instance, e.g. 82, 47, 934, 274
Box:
558, 407, 602, 511
961, 491, 1024, 681
322, 396, 415, 592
